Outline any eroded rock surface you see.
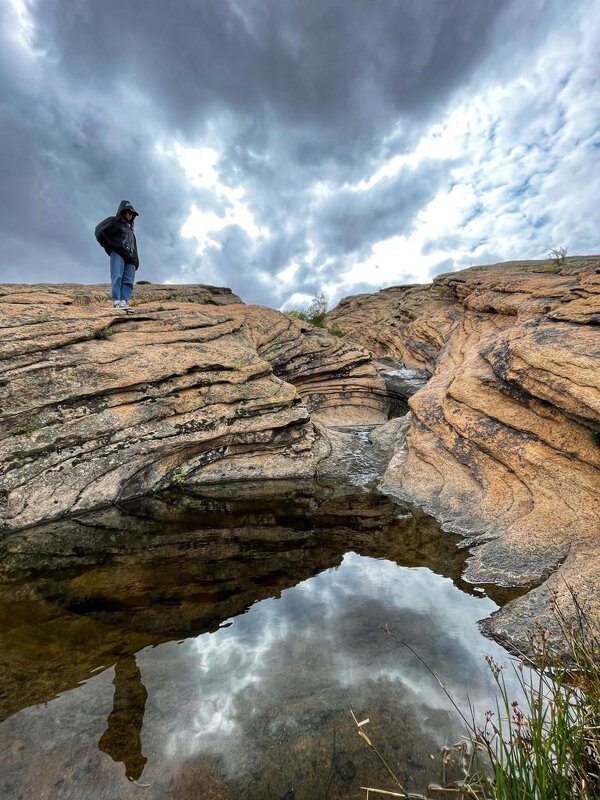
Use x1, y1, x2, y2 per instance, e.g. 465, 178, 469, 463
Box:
0, 284, 386, 531
330, 257, 600, 648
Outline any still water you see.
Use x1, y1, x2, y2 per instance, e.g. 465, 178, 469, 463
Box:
0, 480, 524, 799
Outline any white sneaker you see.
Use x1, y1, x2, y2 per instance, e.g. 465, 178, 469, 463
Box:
113, 301, 120, 308
120, 300, 135, 313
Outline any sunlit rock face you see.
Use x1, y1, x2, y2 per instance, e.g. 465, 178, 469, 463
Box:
0, 284, 386, 532
330, 257, 600, 647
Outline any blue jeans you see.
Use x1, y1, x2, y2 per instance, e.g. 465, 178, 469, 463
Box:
110, 252, 136, 302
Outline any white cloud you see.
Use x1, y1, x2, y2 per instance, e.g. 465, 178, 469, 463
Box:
160, 142, 269, 269
4, 0, 43, 57
321, 2, 600, 304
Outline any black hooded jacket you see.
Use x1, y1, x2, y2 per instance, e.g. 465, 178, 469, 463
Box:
95, 201, 140, 268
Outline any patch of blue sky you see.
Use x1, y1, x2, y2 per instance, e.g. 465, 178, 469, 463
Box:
533, 214, 550, 229
549, 109, 567, 138
511, 178, 532, 198
557, 71, 572, 92
462, 202, 485, 226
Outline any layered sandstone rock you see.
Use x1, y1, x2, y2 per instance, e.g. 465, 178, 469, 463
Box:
0, 284, 386, 532
330, 257, 600, 648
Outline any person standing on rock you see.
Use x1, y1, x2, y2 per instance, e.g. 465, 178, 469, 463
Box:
95, 200, 140, 312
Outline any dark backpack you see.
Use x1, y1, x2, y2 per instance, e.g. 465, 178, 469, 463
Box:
94, 216, 114, 247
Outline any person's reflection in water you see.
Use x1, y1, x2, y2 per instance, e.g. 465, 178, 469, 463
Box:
98, 655, 148, 781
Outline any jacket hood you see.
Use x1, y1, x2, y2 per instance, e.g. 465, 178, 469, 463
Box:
116, 200, 139, 218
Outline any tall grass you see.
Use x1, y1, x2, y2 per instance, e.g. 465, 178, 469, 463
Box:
465, 591, 600, 800
357, 589, 600, 799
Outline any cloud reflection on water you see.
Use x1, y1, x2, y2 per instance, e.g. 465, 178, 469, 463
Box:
0, 485, 527, 798
155, 552, 508, 771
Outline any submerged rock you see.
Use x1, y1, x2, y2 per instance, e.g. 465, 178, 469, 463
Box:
329, 256, 600, 649
0, 284, 387, 531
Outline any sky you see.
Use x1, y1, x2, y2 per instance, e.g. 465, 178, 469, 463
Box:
1, 0, 599, 310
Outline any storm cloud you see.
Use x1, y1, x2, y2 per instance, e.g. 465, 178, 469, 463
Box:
1, 0, 598, 308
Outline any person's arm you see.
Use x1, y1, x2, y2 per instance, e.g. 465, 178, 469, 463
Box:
131, 230, 140, 269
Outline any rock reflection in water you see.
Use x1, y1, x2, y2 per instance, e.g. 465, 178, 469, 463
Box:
0, 480, 523, 800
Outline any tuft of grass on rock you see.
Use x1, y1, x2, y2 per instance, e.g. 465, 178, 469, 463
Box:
13, 425, 34, 437
171, 469, 186, 485
463, 590, 600, 800
94, 326, 115, 340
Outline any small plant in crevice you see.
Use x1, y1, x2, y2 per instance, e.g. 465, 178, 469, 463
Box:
327, 324, 345, 338
95, 326, 115, 340
13, 425, 34, 437
591, 430, 600, 447
171, 469, 186, 485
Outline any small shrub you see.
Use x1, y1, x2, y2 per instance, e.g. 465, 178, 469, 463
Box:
591, 430, 600, 447
286, 291, 329, 328
548, 246, 568, 268
137, 280, 152, 284
95, 327, 115, 340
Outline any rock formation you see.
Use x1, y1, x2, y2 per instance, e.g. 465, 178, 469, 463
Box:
0, 284, 387, 532
329, 257, 600, 648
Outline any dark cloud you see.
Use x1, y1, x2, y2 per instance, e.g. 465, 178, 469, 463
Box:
30, 0, 508, 145
0, 0, 596, 306
316, 160, 448, 256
